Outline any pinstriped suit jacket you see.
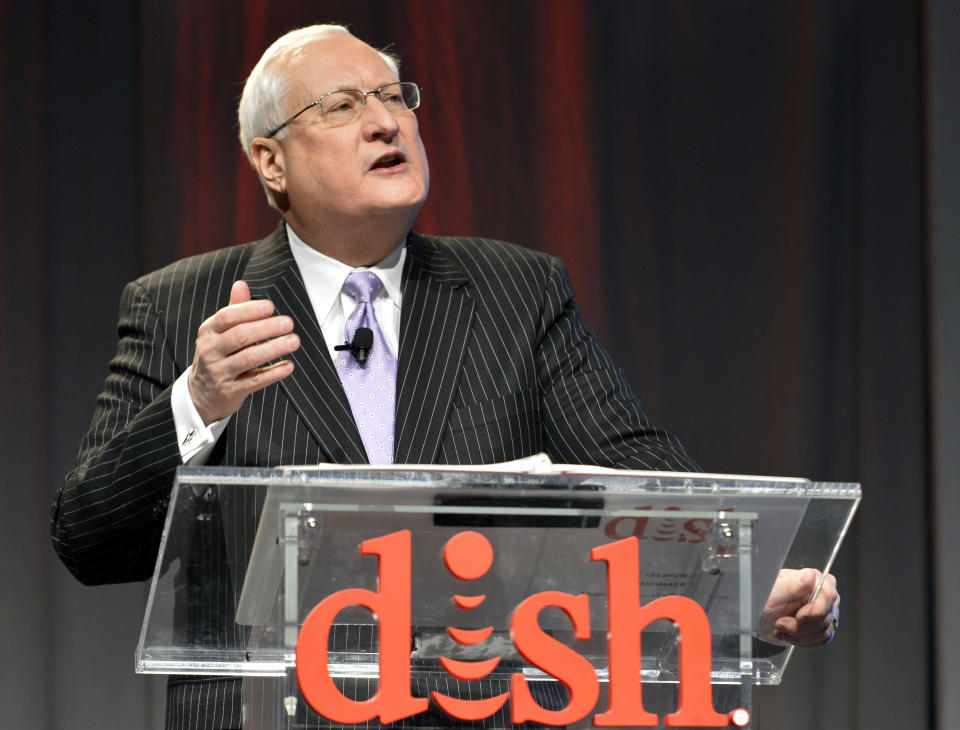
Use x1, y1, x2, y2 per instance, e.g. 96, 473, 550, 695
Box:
52, 224, 697, 728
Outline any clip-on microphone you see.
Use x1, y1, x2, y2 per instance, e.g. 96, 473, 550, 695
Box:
334, 326, 374, 365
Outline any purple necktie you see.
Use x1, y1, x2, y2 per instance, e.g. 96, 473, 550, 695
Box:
336, 271, 397, 464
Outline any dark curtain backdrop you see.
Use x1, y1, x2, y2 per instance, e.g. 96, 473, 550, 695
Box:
1, 1, 945, 728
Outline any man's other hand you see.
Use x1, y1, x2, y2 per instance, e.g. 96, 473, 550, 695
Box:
757, 568, 840, 648
188, 280, 300, 425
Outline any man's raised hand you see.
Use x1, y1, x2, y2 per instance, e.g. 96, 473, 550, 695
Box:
187, 280, 300, 425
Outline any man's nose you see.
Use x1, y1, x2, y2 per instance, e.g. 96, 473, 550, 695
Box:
361, 94, 400, 140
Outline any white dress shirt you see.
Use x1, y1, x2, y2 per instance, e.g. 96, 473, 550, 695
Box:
171, 224, 406, 464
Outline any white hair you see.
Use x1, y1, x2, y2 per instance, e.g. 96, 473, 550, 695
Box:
237, 24, 400, 208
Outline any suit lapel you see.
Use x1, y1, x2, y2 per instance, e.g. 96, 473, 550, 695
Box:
243, 226, 367, 463
394, 233, 474, 464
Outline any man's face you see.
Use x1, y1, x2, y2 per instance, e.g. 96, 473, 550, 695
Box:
269, 35, 430, 231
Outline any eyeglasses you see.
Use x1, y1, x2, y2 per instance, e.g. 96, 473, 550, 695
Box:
265, 81, 421, 138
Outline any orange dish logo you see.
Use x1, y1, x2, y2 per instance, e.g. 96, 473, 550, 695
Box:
295, 530, 749, 728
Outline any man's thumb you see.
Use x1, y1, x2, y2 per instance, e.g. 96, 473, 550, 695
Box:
230, 280, 251, 305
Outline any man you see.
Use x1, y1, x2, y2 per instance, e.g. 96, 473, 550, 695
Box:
52, 24, 838, 729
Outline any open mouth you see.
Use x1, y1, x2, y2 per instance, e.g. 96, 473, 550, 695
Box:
370, 152, 406, 170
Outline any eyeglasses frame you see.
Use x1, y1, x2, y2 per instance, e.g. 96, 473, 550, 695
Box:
264, 81, 422, 139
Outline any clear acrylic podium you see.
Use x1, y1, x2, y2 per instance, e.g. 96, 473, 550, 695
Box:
136, 461, 860, 728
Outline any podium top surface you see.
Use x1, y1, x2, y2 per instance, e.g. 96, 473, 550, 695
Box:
173, 461, 861, 500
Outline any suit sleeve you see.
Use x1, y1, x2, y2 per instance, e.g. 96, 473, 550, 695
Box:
51, 279, 184, 585
535, 257, 700, 471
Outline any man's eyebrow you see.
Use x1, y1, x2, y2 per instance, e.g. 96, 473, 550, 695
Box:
319, 79, 400, 93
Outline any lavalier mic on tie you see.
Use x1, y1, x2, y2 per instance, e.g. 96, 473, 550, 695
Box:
334, 326, 374, 365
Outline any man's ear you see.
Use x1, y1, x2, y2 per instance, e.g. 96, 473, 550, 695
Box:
250, 137, 286, 194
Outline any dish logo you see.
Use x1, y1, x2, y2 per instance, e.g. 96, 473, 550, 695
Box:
296, 530, 749, 727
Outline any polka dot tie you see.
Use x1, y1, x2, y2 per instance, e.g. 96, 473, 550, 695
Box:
336, 271, 396, 464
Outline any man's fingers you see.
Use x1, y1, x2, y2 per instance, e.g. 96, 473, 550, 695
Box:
786, 569, 838, 612
234, 359, 296, 393
769, 568, 818, 607
219, 332, 300, 376
188, 333, 299, 424
760, 568, 840, 649
198, 315, 295, 361
201, 299, 277, 335
774, 571, 840, 647
779, 629, 833, 648
773, 616, 833, 645
793, 568, 822, 597
227, 315, 295, 353
796, 593, 836, 622
196, 331, 300, 387
776, 612, 831, 634
796, 572, 838, 621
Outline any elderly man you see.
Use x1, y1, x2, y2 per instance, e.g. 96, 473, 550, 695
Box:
53, 24, 838, 729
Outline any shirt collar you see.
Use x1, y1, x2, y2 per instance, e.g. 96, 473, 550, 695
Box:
286, 223, 405, 319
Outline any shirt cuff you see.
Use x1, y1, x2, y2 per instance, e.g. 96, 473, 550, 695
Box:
171, 366, 229, 465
